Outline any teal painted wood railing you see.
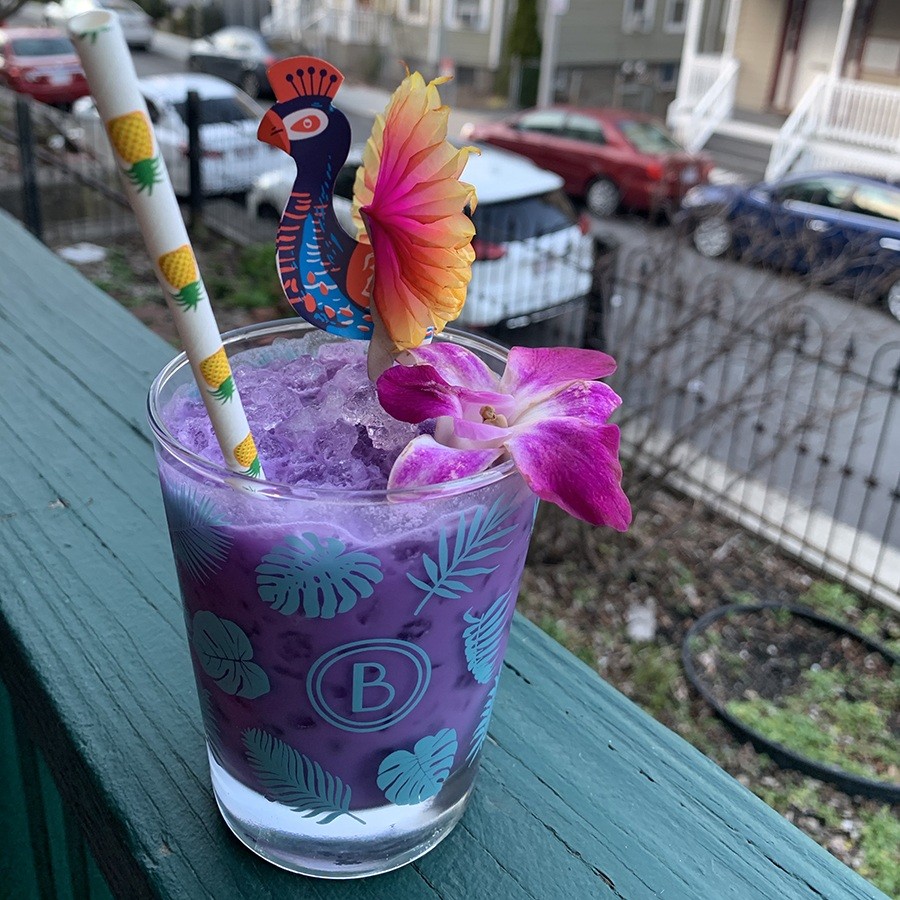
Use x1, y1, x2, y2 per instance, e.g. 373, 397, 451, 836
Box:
1, 680, 113, 900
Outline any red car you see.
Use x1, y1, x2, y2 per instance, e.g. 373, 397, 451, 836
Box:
465, 106, 712, 217
0, 28, 89, 107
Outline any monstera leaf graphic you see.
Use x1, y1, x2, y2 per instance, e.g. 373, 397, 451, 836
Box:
191, 611, 270, 699
163, 484, 231, 582
467, 675, 500, 765
243, 728, 363, 824
462, 591, 513, 684
200, 689, 225, 766
376, 728, 458, 806
256, 533, 383, 618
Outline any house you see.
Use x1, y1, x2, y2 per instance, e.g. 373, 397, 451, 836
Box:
263, 0, 687, 114
668, 0, 900, 181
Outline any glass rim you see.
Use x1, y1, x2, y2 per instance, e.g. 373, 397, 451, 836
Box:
147, 318, 520, 502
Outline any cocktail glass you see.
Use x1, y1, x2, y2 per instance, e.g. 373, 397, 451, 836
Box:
148, 319, 536, 878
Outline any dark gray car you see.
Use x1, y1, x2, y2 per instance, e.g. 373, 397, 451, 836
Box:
187, 27, 276, 99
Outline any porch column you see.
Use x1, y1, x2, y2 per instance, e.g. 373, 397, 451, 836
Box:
674, 0, 704, 110
829, 0, 858, 81
722, 0, 742, 59
488, 0, 505, 71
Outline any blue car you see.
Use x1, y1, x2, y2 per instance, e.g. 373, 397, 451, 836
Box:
678, 171, 900, 321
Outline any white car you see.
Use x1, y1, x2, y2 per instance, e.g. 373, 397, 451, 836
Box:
247, 145, 593, 329
45, 0, 154, 50
71, 73, 292, 196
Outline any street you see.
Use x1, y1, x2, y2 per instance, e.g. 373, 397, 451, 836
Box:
108, 40, 900, 581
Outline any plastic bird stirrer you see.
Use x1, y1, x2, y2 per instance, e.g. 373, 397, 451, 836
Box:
68, 10, 264, 480
257, 57, 476, 378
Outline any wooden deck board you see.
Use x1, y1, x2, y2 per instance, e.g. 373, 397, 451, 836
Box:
0, 211, 887, 899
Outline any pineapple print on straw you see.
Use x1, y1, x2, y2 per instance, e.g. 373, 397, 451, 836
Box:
199, 346, 235, 403
160, 244, 204, 311
68, 10, 264, 482
107, 111, 161, 194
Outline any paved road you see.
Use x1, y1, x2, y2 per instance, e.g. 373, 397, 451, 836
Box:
596, 215, 900, 566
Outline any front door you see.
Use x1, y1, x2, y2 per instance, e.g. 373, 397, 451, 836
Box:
772, 0, 843, 110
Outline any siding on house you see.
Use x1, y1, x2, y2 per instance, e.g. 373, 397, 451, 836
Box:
732, 0, 786, 112
556, 0, 685, 66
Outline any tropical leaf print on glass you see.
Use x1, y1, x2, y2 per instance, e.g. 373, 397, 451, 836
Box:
243, 728, 364, 824
376, 728, 458, 806
191, 611, 270, 699
408, 498, 517, 614
463, 591, 513, 684
466, 674, 500, 765
256, 533, 383, 618
200, 689, 225, 766
163, 485, 231, 582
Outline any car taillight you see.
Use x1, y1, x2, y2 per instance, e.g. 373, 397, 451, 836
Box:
645, 160, 663, 180
6, 65, 21, 81
578, 213, 591, 235
178, 142, 225, 159
472, 239, 507, 261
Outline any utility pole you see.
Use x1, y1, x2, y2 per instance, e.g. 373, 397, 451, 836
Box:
537, 0, 568, 107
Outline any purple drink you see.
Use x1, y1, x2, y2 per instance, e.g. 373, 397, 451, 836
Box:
148, 320, 536, 877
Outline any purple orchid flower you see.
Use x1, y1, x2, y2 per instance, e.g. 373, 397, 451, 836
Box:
376, 343, 632, 530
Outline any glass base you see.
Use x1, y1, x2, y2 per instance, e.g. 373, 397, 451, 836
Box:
208, 748, 475, 878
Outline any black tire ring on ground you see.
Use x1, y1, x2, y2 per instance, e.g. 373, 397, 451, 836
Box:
681, 601, 900, 803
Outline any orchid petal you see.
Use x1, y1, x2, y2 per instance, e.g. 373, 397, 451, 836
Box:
377, 364, 462, 422
504, 419, 631, 530
406, 343, 500, 391
500, 347, 618, 405
514, 381, 622, 428
388, 435, 502, 489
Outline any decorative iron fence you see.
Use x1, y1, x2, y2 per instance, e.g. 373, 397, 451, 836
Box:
605, 241, 900, 608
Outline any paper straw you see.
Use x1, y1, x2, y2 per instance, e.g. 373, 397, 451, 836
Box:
67, 10, 264, 480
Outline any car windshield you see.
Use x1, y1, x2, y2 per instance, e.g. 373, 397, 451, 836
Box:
472, 190, 576, 242
11, 37, 74, 56
618, 119, 681, 154
173, 95, 258, 125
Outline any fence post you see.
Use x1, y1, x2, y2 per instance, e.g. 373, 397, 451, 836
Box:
15, 96, 43, 242
185, 89, 203, 229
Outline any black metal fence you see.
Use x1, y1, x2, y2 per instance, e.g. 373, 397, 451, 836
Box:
604, 238, 900, 606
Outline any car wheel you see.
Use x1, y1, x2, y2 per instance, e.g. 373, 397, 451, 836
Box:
256, 202, 281, 221
885, 278, 900, 323
692, 215, 731, 258
585, 178, 620, 218
240, 71, 261, 99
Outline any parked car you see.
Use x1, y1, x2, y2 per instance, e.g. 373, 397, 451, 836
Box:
679, 171, 900, 321
71, 74, 291, 195
44, 0, 154, 50
248, 145, 595, 330
463, 106, 712, 218
0, 27, 89, 107
188, 27, 276, 99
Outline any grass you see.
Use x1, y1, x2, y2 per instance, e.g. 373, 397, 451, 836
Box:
200, 243, 283, 311
859, 807, 900, 897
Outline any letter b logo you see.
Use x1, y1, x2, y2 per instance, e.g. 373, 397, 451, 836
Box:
351, 662, 396, 713
307, 639, 431, 733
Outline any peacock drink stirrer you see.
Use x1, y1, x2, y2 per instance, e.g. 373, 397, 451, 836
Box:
67, 9, 264, 480
257, 57, 478, 379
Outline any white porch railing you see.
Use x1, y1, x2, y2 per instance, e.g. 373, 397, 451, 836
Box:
667, 55, 738, 152
820, 79, 900, 152
765, 73, 825, 181
324, 8, 393, 46
767, 75, 900, 181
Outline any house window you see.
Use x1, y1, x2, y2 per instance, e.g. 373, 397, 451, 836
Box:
399, 0, 428, 25
623, 0, 656, 34
446, 0, 490, 30
663, 0, 687, 33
